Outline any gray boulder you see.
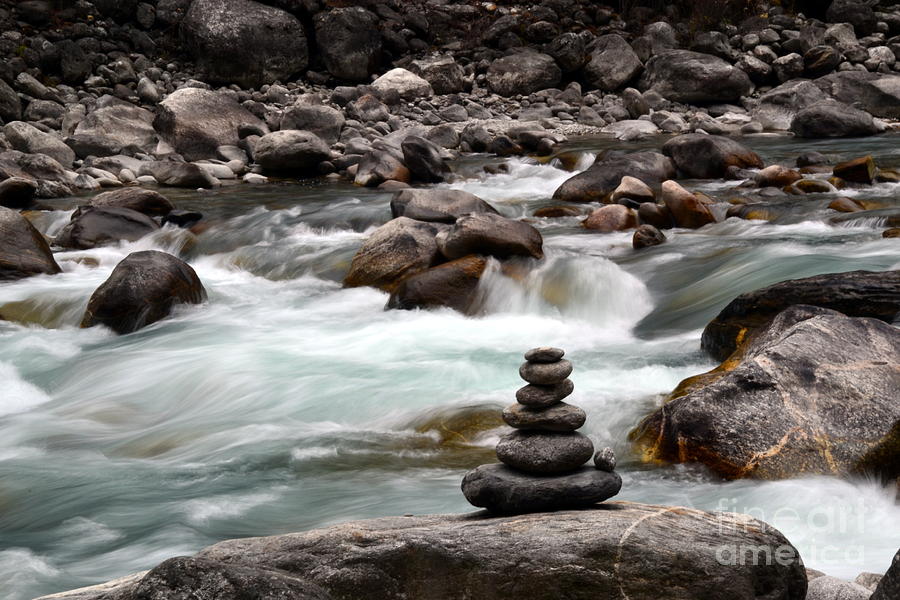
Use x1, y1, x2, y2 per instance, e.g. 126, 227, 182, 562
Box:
815, 71, 900, 119
181, 0, 308, 87
826, 0, 877, 37
371, 68, 433, 101
552, 151, 675, 203
390, 189, 498, 224
343, 217, 443, 291
0, 78, 21, 123
253, 131, 330, 174
55, 206, 160, 250
790, 101, 878, 138
582, 34, 643, 91
0, 206, 61, 280
633, 306, 900, 480
314, 7, 382, 82
0, 177, 38, 209
280, 104, 345, 145
72, 101, 157, 156
89, 188, 174, 217
436, 213, 543, 260
154, 88, 266, 161
486, 51, 561, 96
81, 250, 206, 335
752, 80, 830, 130
400, 136, 448, 183
4, 121, 75, 167
496, 431, 593, 473
639, 50, 753, 103
662, 134, 763, 179
409, 56, 466, 94
806, 576, 872, 600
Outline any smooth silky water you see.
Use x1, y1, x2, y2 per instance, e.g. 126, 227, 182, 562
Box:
2, 135, 899, 599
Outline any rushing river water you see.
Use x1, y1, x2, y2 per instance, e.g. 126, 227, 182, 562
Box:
2, 134, 899, 599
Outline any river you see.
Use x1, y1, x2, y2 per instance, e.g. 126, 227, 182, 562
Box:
1, 134, 899, 599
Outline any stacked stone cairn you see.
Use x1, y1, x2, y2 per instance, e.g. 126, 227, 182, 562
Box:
461, 347, 622, 514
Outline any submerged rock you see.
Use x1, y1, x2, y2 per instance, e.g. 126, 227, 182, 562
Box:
701, 270, 900, 361
0, 206, 61, 280
662, 134, 763, 179
632, 224, 666, 249
56, 206, 160, 250
81, 250, 206, 334
386, 255, 487, 314
633, 306, 900, 480
661, 181, 716, 229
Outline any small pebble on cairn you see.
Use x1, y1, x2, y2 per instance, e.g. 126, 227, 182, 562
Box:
461, 347, 622, 514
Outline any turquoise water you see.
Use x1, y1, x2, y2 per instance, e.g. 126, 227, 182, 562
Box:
1, 135, 899, 598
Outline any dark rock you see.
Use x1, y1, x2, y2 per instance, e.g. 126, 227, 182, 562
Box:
0, 79, 22, 123
503, 402, 586, 432
436, 213, 543, 261
181, 0, 308, 88
496, 430, 594, 474
826, 0, 877, 37
131, 556, 331, 600
661, 181, 716, 229
519, 359, 572, 385
701, 270, 900, 361
533, 205, 582, 218
387, 255, 487, 314
486, 51, 561, 96
796, 152, 828, 167
803, 46, 841, 78
401, 136, 449, 183
634, 306, 900, 480
582, 204, 638, 232
254, 131, 330, 175
753, 80, 830, 130
347, 94, 390, 122
662, 134, 763, 179
462, 464, 620, 514
162, 210, 203, 228
552, 152, 675, 203
524, 347, 564, 363
582, 34, 642, 92
0, 206, 60, 281
81, 250, 206, 335
139, 162, 219, 188
0, 177, 38, 209
154, 88, 266, 162
637, 202, 674, 229
89, 189, 174, 217
814, 71, 900, 120
790, 102, 878, 138
280, 105, 345, 146
516, 380, 574, 408
639, 50, 753, 103
690, 31, 733, 60
390, 189, 498, 224
632, 224, 666, 249
833, 155, 876, 184
872, 549, 900, 600
314, 7, 382, 82
55, 206, 160, 250
409, 56, 466, 95
593, 447, 616, 472
546, 32, 589, 74
344, 217, 442, 291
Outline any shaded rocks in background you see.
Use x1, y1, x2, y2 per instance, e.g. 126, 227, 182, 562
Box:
662, 134, 764, 179
314, 7, 382, 82
639, 50, 753, 104
253, 131, 330, 175
582, 34, 642, 92
486, 51, 561, 97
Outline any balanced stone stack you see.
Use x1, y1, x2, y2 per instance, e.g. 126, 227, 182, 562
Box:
461, 347, 622, 514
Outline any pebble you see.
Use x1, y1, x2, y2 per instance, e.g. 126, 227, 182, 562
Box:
515, 379, 574, 407
496, 430, 594, 474
502, 402, 586, 432
593, 447, 616, 472
524, 346, 565, 363
519, 359, 573, 385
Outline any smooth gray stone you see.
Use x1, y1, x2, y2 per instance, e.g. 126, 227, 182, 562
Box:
496, 430, 593, 474
516, 380, 574, 407
503, 402, 585, 432
524, 346, 565, 363
594, 447, 617, 472
461, 463, 621, 514
519, 359, 573, 385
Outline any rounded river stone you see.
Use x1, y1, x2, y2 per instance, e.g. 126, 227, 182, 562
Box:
503, 402, 586, 432
524, 346, 565, 363
519, 359, 573, 385
594, 447, 616, 472
496, 430, 594, 474
515, 379, 574, 407
461, 463, 622, 513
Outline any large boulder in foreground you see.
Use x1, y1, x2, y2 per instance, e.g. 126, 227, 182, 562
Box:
639, 50, 753, 103
387, 255, 488, 314
662, 134, 764, 179
0, 206, 61, 280
790, 102, 878, 138
701, 270, 900, 361
486, 51, 561, 96
154, 88, 266, 161
314, 7, 382, 82
552, 151, 675, 203
48, 503, 807, 600
343, 217, 443, 291
390, 189, 498, 224
81, 250, 206, 334
181, 0, 308, 88
436, 213, 543, 261
55, 206, 160, 250
632, 306, 900, 480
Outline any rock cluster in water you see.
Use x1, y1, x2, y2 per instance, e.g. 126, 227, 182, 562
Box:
462, 347, 621, 514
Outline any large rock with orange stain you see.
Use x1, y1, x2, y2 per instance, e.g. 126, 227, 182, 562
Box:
631, 305, 900, 480
387, 255, 487, 314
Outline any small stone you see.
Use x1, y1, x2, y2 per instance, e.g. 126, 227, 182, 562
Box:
832, 155, 876, 184
516, 380, 574, 407
461, 464, 621, 514
502, 402, 586, 432
594, 447, 616, 472
496, 430, 593, 474
519, 359, 572, 385
633, 224, 666, 250
524, 346, 565, 363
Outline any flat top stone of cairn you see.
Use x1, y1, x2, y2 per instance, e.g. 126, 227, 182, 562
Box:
524, 346, 565, 363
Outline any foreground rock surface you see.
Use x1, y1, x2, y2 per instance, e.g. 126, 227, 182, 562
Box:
42, 503, 807, 600
633, 306, 900, 480
81, 251, 207, 334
